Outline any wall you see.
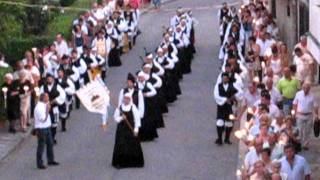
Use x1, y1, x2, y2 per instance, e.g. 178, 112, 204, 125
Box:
274, 0, 298, 52
308, 0, 320, 64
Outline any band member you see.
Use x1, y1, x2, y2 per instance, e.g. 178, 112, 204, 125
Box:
118, 73, 145, 118
136, 72, 159, 141
91, 29, 112, 79
105, 21, 122, 67
57, 69, 75, 132
71, 49, 88, 87
40, 74, 66, 144
214, 72, 238, 145
80, 46, 99, 82
112, 93, 144, 169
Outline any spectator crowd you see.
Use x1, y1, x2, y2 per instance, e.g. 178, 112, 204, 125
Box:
214, 0, 319, 179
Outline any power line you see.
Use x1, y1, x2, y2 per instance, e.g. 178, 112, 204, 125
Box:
0, 0, 89, 12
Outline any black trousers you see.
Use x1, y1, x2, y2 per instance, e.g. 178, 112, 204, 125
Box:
36, 128, 55, 167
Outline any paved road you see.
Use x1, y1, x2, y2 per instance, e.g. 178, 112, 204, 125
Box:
0, 0, 240, 179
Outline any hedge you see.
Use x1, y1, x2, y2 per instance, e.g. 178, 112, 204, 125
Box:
60, 0, 78, 7
5, 36, 53, 66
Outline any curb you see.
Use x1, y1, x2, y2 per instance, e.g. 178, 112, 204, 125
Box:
0, 127, 33, 163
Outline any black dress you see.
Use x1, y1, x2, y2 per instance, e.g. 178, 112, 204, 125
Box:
108, 37, 122, 67
112, 106, 144, 168
1, 81, 20, 120
138, 83, 159, 141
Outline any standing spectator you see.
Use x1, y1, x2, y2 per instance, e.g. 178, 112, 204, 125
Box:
54, 33, 69, 58
279, 144, 311, 180
152, 0, 161, 10
279, 42, 291, 69
34, 93, 59, 169
292, 82, 318, 150
1, 74, 20, 133
18, 71, 33, 132
277, 67, 300, 116
293, 48, 313, 84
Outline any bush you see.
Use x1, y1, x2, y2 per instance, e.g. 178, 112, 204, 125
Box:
60, 0, 77, 7
5, 36, 53, 66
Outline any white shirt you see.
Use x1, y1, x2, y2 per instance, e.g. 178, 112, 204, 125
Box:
254, 100, 280, 119
113, 103, 141, 133
256, 38, 274, 57
243, 90, 260, 107
118, 88, 145, 118
267, 87, 282, 104
293, 90, 317, 114
54, 40, 69, 57
34, 102, 51, 129
280, 155, 311, 180
262, 75, 280, 87
244, 148, 261, 173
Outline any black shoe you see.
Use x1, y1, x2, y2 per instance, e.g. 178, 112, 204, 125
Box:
8, 128, 16, 134
224, 139, 232, 145
37, 165, 46, 169
53, 140, 57, 145
48, 161, 59, 166
215, 139, 222, 145
27, 123, 31, 127
61, 128, 66, 132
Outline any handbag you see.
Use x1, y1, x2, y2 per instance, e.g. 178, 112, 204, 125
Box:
314, 119, 320, 137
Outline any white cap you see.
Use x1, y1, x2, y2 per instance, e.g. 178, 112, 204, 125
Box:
124, 93, 131, 98
147, 53, 153, 59
143, 63, 152, 69
157, 47, 163, 53
137, 71, 145, 77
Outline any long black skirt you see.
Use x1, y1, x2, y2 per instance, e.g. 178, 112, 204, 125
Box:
108, 48, 122, 67
112, 121, 144, 168
139, 98, 159, 141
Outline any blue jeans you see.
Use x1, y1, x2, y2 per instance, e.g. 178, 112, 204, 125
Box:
283, 99, 293, 116
153, 0, 161, 7
37, 128, 54, 167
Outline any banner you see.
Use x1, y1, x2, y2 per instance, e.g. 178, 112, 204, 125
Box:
76, 79, 110, 115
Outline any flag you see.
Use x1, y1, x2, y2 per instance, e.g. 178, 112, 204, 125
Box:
76, 79, 110, 115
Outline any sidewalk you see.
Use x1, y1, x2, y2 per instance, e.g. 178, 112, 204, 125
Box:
0, 126, 32, 161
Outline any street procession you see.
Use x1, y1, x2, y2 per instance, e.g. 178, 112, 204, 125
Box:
0, 0, 320, 179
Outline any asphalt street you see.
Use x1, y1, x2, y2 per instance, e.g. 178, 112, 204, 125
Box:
0, 0, 240, 179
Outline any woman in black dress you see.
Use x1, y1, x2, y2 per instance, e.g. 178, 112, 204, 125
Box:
106, 21, 122, 67
1, 73, 20, 133
112, 94, 144, 169
136, 72, 159, 141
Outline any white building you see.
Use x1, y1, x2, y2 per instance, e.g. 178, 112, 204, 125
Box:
308, 0, 320, 82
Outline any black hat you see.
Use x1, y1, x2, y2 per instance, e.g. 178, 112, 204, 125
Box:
221, 72, 229, 78
127, 73, 136, 83
46, 73, 54, 78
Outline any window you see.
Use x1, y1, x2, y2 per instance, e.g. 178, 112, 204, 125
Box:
299, 2, 309, 36
271, 0, 277, 18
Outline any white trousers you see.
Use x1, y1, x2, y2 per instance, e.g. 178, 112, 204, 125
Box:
296, 114, 313, 146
